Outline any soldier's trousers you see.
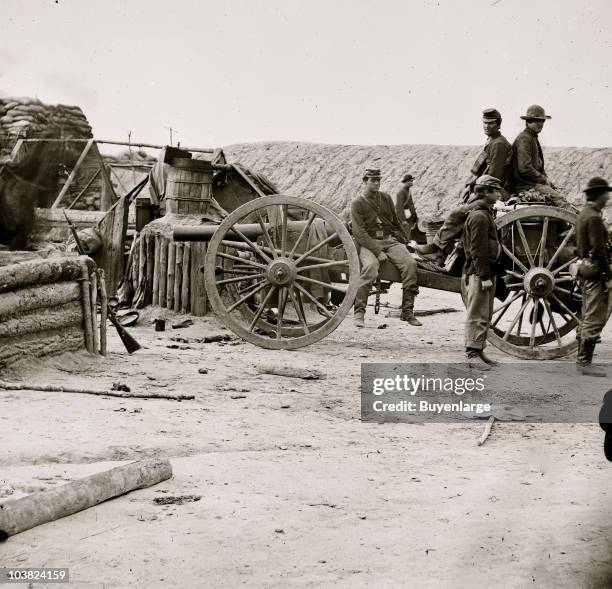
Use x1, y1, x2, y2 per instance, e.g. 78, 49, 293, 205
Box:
354, 237, 418, 314
579, 280, 612, 340
462, 274, 495, 350
532, 184, 577, 213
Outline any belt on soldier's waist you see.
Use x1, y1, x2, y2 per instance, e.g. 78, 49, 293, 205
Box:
369, 231, 392, 239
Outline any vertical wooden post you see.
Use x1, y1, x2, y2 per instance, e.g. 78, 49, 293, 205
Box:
79, 261, 94, 353
190, 242, 207, 316
158, 237, 168, 308
167, 242, 176, 310
90, 270, 99, 355
98, 269, 108, 356
131, 238, 140, 294
152, 235, 160, 306
145, 233, 154, 306
173, 243, 183, 313
181, 244, 190, 314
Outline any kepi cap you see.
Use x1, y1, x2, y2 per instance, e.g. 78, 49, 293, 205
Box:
363, 168, 382, 179
475, 174, 503, 190
520, 104, 551, 120
482, 108, 501, 122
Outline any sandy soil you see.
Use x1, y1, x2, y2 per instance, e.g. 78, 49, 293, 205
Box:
1, 286, 611, 589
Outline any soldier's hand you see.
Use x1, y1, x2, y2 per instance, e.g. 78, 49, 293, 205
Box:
481, 278, 493, 291
377, 252, 388, 262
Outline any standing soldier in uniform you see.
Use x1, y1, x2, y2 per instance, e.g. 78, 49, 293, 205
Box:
416, 108, 512, 259
510, 105, 575, 211
575, 177, 612, 377
351, 168, 421, 328
462, 175, 504, 369
396, 173, 419, 240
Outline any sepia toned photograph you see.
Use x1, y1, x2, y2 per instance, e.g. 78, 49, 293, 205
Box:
1, 1, 611, 587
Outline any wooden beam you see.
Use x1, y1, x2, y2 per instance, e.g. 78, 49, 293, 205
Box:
51, 139, 94, 208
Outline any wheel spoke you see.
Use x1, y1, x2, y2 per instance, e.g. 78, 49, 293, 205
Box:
516, 293, 526, 336
289, 211, 317, 258
492, 290, 523, 316
294, 281, 332, 318
552, 257, 578, 276
296, 274, 348, 294
297, 259, 349, 273
539, 217, 549, 266
216, 267, 262, 276
505, 269, 524, 280
529, 298, 539, 348
227, 281, 268, 313
515, 221, 535, 268
546, 227, 575, 270
555, 286, 582, 299
542, 298, 562, 347
230, 224, 272, 264
554, 276, 574, 284
217, 251, 268, 270
492, 291, 521, 327
216, 272, 265, 286
502, 297, 531, 341
280, 204, 288, 257
293, 232, 339, 264
255, 210, 278, 258
276, 287, 288, 339
550, 292, 580, 323
288, 286, 310, 334
249, 285, 277, 331
502, 244, 529, 273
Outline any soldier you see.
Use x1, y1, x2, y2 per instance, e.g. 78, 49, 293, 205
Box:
395, 173, 419, 240
575, 177, 612, 377
416, 108, 511, 258
510, 105, 574, 211
351, 168, 421, 328
462, 175, 504, 370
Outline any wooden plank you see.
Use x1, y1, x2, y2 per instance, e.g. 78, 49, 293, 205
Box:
173, 243, 183, 312
158, 237, 168, 308
145, 233, 154, 305
152, 235, 160, 306
166, 242, 176, 310
190, 242, 207, 316
51, 139, 94, 208
181, 243, 190, 314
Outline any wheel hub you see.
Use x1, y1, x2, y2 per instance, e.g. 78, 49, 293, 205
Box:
266, 257, 296, 286
523, 267, 555, 298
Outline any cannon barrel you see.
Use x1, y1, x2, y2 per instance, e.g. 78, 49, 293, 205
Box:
174, 220, 328, 242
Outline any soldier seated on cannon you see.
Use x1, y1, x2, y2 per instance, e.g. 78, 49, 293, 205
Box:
415, 107, 512, 262
350, 168, 421, 328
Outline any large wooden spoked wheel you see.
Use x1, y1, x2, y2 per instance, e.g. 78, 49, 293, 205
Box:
483, 205, 580, 359
204, 195, 360, 349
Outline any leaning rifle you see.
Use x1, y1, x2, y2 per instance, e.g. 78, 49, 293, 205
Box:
63, 210, 141, 354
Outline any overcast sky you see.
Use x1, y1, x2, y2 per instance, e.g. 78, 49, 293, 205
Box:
2, 0, 611, 148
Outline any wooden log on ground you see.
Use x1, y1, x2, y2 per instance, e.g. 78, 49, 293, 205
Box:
0, 381, 195, 401
145, 233, 154, 306
98, 269, 108, 356
0, 325, 85, 368
173, 243, 183, 313
90, 270, 99, 355
152, 235, 160, 306
0, 458, 173, 541
0, 301, 83, 338
190, 242, 207, 316
181, 243, 190, 314
79, 261, 94, 353
0, 282, 80, 321
167, 242, 176, 310
477, 416, 495, 446
158, 237, 168, 308
255, 364, 325, 380
0, 256, 85, 294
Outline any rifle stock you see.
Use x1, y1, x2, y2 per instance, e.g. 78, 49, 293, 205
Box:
64, 210, 141, 354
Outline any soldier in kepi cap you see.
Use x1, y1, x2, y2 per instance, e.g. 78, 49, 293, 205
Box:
575, 177, 612, 377
416, 108, 512, 260
351, 168, 421, 327
462, 175, 504, 370
509, 105, 575, 211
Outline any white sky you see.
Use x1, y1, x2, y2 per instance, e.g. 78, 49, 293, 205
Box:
2, 0, 611, 148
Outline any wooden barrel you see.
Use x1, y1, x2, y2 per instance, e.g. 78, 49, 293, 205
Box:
165, 158, 213, 215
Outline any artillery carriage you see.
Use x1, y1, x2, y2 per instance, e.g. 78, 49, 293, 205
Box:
174, 195, 581, 359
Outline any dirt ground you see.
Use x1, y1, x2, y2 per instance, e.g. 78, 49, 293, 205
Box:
1, 286, 612, 589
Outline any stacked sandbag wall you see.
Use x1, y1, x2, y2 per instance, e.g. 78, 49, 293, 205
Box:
0, 255, 102, 369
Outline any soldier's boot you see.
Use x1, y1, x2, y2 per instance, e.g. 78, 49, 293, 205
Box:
400, 290, 422, 326
354, 309, 365, 328
465, 349, 491, 371
578, 338, 607, 377
479, 350, 499, 366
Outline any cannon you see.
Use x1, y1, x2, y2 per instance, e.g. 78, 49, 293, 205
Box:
174, 195, 581, 359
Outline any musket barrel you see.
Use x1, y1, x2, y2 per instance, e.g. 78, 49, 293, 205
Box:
173, 220, 311, 242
